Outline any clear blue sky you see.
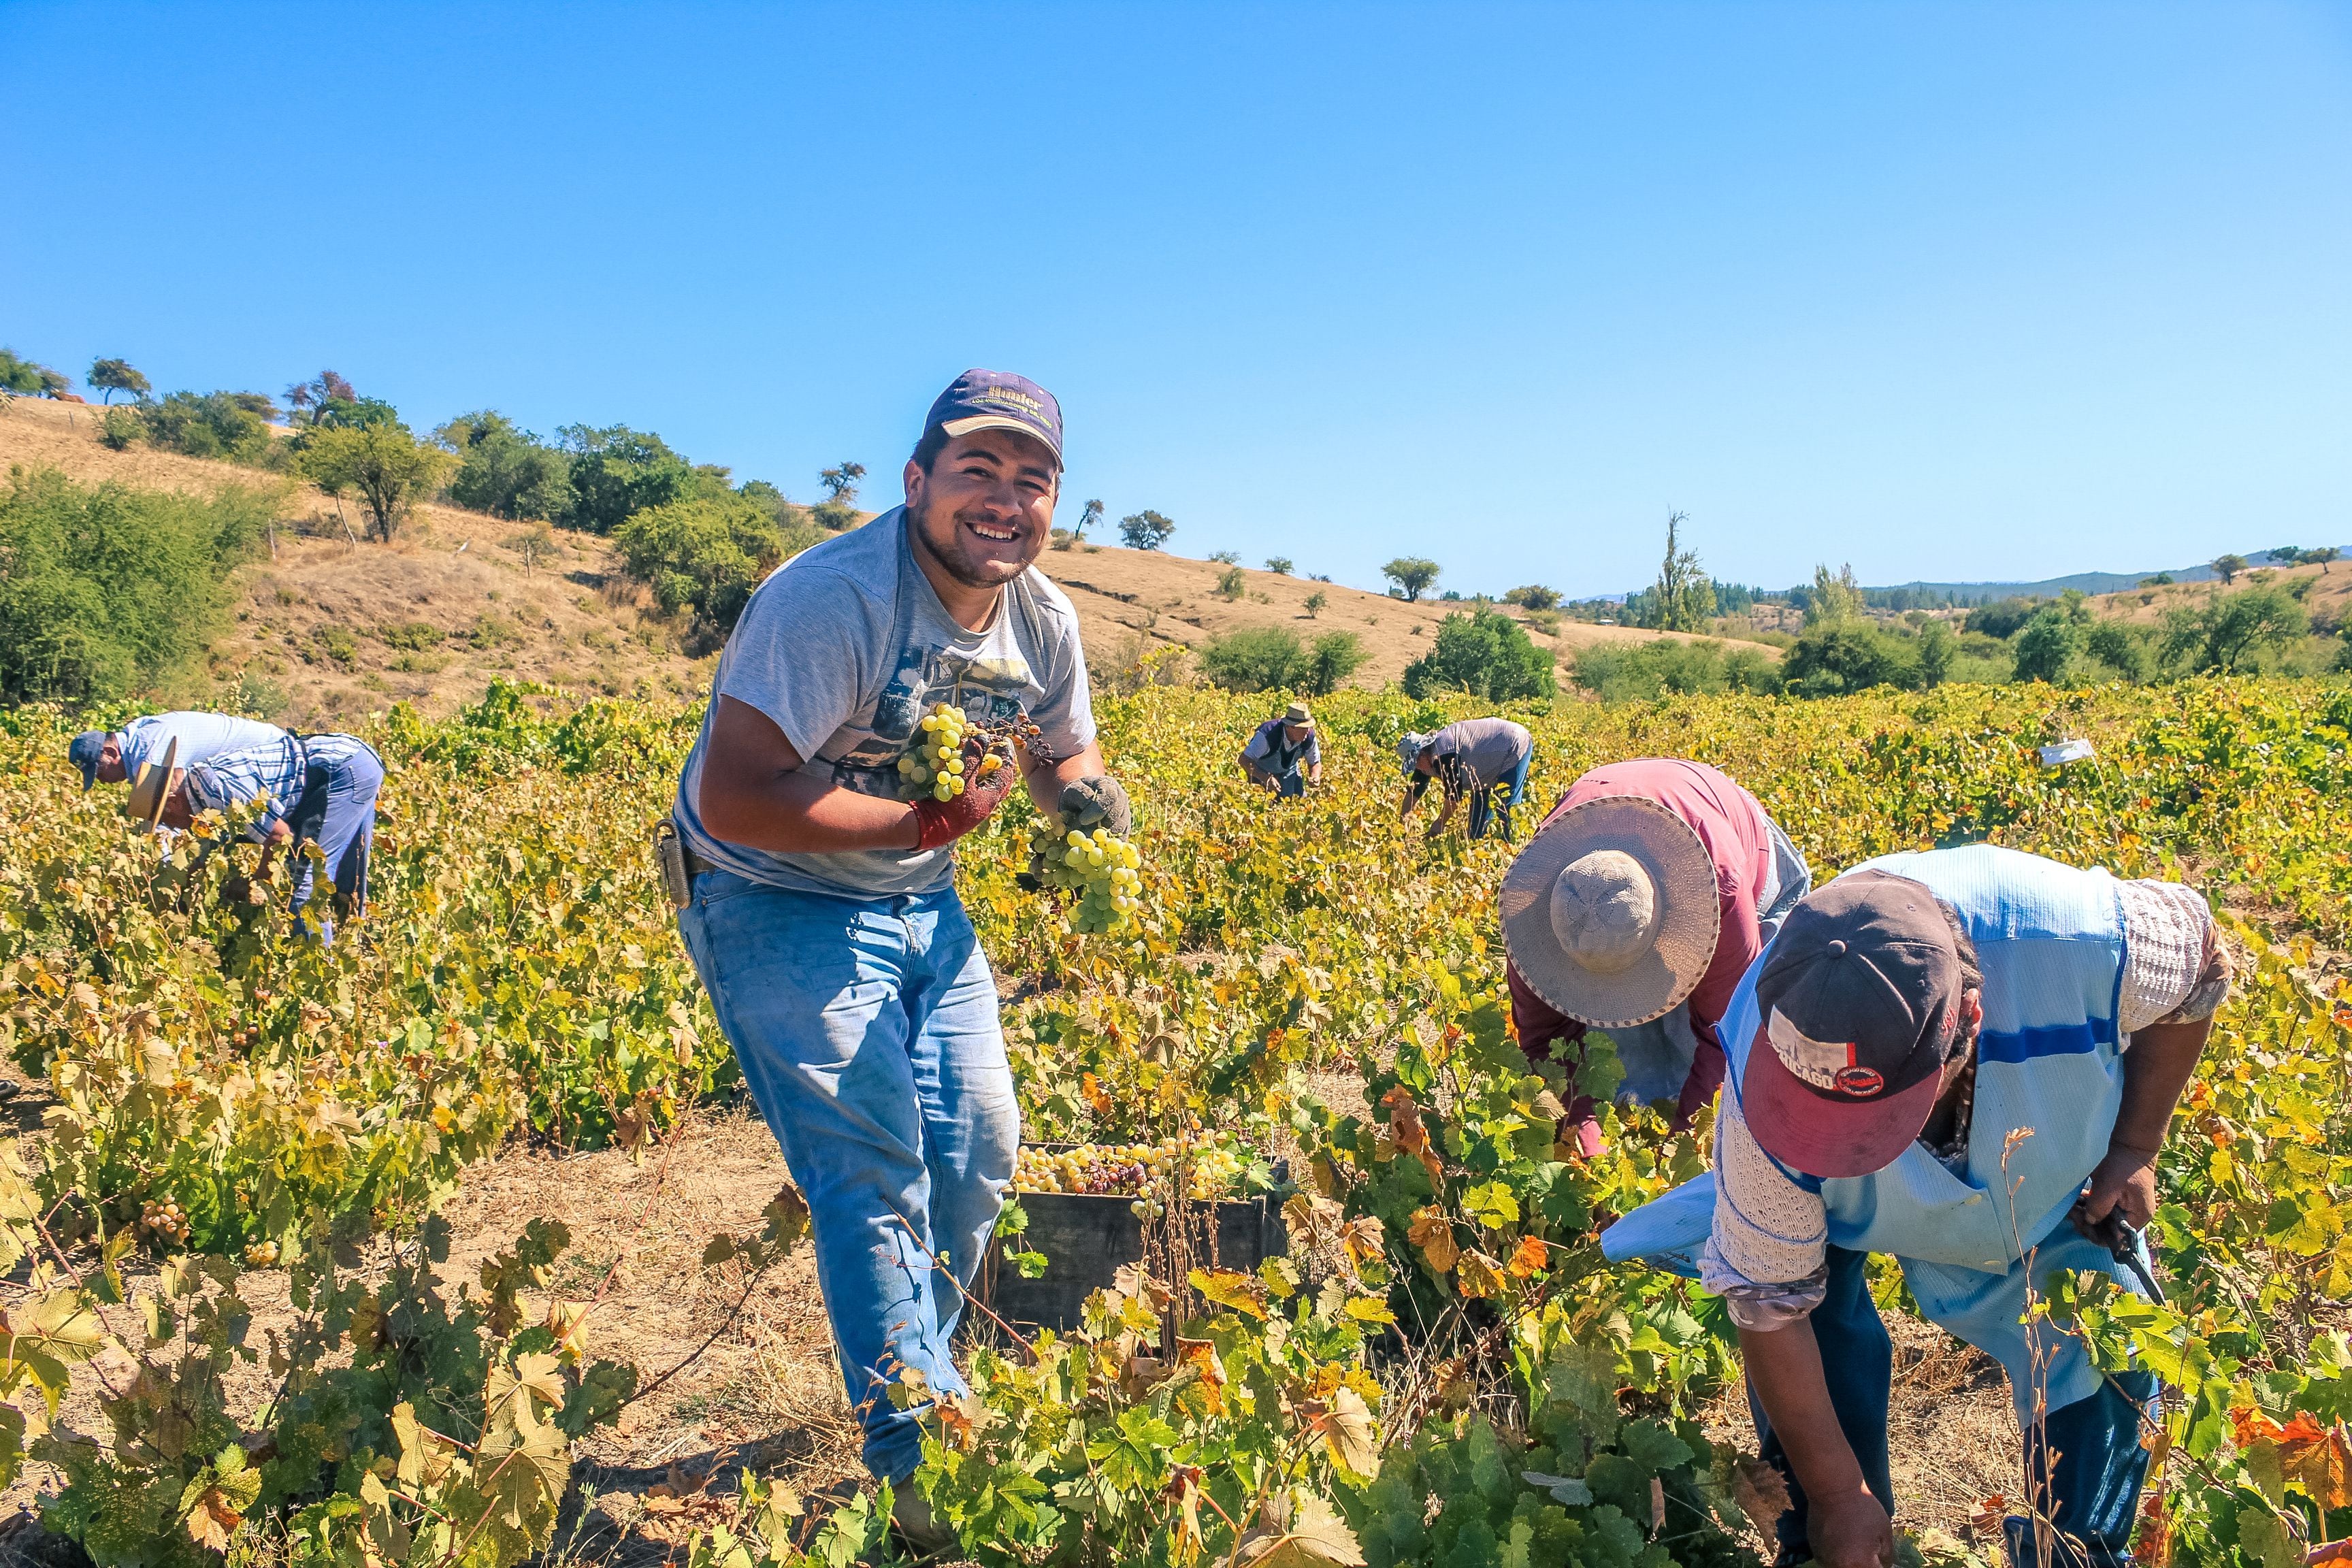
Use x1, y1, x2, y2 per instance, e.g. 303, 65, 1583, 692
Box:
5, 2, 2348, 598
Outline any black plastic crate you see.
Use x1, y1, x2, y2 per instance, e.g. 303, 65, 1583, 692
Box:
970, 1149, 1290, 1337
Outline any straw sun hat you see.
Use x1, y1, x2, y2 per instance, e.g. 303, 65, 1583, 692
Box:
123, 737, 178, 831
1499, 794, 1722, 1029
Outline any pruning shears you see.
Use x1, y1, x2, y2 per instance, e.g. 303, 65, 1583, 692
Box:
2070, 1200, 2166, 1305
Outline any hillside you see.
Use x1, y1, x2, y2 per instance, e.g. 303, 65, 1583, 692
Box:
3, 395, 1733, 717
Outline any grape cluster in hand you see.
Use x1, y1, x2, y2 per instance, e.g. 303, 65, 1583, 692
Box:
1028, 823, 1143, 932
897, 703, 1004, 803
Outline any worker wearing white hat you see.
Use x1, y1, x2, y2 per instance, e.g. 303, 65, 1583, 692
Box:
1500, 758, 1810, 1154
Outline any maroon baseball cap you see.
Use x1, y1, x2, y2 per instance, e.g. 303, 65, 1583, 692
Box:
1742, 870, 1970, 1178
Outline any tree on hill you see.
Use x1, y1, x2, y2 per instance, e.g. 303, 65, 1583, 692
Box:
1119, 510, 1175, 551
1198, 625, 1366, 695
1402, 606, 1554, 700
2012, 592, 2093, 685
283, 370, 359, 426
87, 358, 150, 404
557, 425, 710, 534
301, 414, 456, 542
436, 411, 574, 521
2211, 553, 2247, 586
2266, 546, 2306, 567
2163, 587, 2307, 673
1074, 498, 1103, 542
1382, 557, 1441, 602
1, 350, 69, 397
1804, 563, 1865, 627
2308, 546, 2340, 574
1503, 584, 1561, 610
814, 461, 867, 530
1636, 511, 1715, 632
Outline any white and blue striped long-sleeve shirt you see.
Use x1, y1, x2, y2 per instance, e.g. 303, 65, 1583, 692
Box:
184, 734, 375, 841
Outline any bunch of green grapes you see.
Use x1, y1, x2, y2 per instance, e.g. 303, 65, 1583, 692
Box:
1013, 1137, 1250, 1218
896, 702, 1005, 802
1028, 823, 1144, 932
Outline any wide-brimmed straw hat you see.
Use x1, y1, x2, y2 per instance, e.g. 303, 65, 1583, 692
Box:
1499, 794, 1722, 1028
123, 737, 178, 830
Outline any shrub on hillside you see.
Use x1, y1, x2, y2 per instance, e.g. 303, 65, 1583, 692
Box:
140, 391, 274, 463
615, 493, 824, 638
437, 410, 574, 521
1198, 626, 1367, 696
1573, 638, 1782, 703
1782, 623, 1920, 696
1965, 595, 2044, 640
1402, 606, 1554, 702
0, 467, 272, 702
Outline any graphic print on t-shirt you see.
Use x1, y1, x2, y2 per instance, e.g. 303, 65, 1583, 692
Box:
828, 642, 1039, 799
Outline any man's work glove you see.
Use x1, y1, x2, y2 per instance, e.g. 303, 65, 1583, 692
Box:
1057, 776, 1133, 836
911, 742, 1018, 851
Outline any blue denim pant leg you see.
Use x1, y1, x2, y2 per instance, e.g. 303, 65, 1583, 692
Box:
676, 873, 1019, 1483
1748, 1245, 1897, 1565
289, 747, 382, 947
1467, 753, 1534, 842
2004, 1371, 2159, 1568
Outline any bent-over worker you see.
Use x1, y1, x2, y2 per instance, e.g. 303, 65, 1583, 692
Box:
1601, 845, 2228, 1568
71, 710, 289, 791
1397, 717, 1532, 841
157, 731, 385, 942
1500, 758, 1810, 1154
1239, 702, 1321, 796
668, 370, 1128, 1535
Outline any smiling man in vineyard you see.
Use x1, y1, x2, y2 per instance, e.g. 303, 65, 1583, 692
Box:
666, 370, 1129, 1524
1601, 846, 2228, 1568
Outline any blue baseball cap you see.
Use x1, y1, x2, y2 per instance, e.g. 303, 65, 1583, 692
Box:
69, 730, 110, 789
924, 370, 1062, 467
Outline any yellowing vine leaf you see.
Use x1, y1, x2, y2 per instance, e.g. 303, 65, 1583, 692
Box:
1235, 1493, 1366, 1568
1407, 1207, 1458, 1273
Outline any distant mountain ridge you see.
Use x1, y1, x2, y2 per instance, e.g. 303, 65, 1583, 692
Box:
1861, 547, 2347, 602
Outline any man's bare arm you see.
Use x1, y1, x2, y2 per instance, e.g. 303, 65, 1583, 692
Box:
697, 696, 921, 853
1741, 1322, 1893, 1568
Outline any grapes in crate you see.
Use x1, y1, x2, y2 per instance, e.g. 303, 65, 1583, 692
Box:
1013, 1137, 1251, 1218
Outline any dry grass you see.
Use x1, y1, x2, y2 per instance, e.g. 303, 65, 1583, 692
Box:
2, 393, 1762, 716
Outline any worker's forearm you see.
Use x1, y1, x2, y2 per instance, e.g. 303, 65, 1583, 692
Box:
1741, 1321, 1872, 1503
2112, 1017, 2212, 1152
700, 772, 919, 854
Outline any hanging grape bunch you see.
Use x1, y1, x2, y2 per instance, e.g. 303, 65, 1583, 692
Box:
1028, 820, 1143, 933
896, 702, 1007, 802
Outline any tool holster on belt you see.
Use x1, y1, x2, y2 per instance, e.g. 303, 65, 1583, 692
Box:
655, 821, 712, 909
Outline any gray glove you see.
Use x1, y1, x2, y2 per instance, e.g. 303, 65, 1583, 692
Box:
1058, 776, 1133, 836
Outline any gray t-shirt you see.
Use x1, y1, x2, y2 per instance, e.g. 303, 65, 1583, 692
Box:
1430, 717, 1531, 785
673, 509, 1096, 898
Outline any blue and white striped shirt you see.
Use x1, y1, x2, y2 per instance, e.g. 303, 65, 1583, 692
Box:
184, 734, 376, 840
119, 711, 287, 779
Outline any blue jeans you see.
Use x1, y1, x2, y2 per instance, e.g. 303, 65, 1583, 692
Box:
1467, 752, 1533, 842
288, 744, 382, 946
675, 871, 1019, 1482
1750, 1246, 2157, 1567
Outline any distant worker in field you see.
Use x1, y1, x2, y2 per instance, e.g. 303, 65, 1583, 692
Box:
666, 370, 1128, 1534
1396, 717, 1532, 841
152, 731, 385, 941
1602, 847, 2227, 1568
1500, 758, 1811, 1154
69, 710, 289, 794
1238, 702, 1321, 796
